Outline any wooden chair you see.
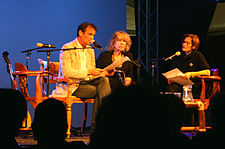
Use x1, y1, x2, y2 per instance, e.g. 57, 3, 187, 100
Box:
198, 68, 221, 109
37, 59, 95, 138
181, 68, 221, 132
12, 62, 45, 129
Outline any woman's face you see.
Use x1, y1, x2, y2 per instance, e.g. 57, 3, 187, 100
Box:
114, 39, 126, 52
182, 37, 193, 54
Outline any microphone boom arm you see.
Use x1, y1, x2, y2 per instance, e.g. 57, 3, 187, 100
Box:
37, 46, 95, 52
21, 47, 43, 53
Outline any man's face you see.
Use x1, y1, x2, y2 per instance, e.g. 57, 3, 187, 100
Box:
78, 26, 96, 47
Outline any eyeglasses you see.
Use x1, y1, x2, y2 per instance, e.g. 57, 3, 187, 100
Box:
183, 41, 192, 45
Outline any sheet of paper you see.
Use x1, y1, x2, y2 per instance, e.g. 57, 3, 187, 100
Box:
103, 56, 129, 71
162, 68, 194, 85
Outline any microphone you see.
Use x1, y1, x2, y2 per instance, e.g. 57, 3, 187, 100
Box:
164, 51, 181, 61
125, 56, 141, 67
92, 40, 103, 50
36, 43, 56, 48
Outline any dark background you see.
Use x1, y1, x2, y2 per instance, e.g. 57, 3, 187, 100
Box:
132, 0, 225, 92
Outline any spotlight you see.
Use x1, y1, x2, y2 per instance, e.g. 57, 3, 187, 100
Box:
216, 0, 225, 3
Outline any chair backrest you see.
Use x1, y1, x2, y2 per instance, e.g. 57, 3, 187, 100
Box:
38, 59, 60, 97
49, 62, 59, 76
38, 58, 59, 76
15, 62, 27, 71
211, 68, 219, 76
199, 68, 221, 109
14, 62, 29, 97
210, 68, 220, 96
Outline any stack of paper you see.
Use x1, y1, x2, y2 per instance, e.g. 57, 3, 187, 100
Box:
162, 68, 194, 85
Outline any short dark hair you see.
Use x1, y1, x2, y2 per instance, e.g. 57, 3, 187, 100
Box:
181, 34, 200, 50
76, 22, 97, 36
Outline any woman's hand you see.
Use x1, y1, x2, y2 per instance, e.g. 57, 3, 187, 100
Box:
107, 69, 115, 76
124, 77, 132, 86
167, 79, 173, 84
183, 72, 192, 79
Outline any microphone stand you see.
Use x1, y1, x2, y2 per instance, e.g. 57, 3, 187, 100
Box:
127, 58, 142, 83
149, 58, 165, 87
21, 47, 43, 69
37, 46, 95, 97
149, 55, 175, 87
37, 49, 56, 97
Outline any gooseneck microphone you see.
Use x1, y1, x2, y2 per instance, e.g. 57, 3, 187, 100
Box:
91, 40, 103, 50
36, 43, 56, 48
164, 51, 181, 61
125, 56, 141, 67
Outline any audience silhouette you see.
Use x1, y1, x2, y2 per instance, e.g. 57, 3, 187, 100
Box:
0, 88, 27, 148
192, 92, 225, 146
4, 85, 223, 148
160, 93, 190, 144
89, 83, 190, 149
32, 98, 87, 149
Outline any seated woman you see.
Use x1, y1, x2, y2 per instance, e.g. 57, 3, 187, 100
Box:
96, 31, 134, 91
167, 34, 210, 98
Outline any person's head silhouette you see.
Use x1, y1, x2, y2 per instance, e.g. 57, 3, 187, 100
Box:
0, 88, 27, 147
32, 98, 67, 147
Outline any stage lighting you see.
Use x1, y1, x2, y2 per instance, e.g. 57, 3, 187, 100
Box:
216, 0, 225, 3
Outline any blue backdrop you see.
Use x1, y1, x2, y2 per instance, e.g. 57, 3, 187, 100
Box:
0, 0, 126, 127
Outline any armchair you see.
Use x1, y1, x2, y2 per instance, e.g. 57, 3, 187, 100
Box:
37, 58, 95, 138
197, 68, 221, 109
12, 62, 45, 128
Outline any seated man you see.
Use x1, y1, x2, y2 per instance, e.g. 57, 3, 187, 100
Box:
53, 22, 111, 131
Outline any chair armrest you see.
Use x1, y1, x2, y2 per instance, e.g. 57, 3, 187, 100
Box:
12, 70, 47, 90
53, 77, 73, 84
53, 77, 80, 85
13, 70, 47, 76
197, 76, 221, 81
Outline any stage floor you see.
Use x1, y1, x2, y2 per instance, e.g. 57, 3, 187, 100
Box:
16, 128, 90, 147
16, 127, 204, 148
16, 136, 90, 147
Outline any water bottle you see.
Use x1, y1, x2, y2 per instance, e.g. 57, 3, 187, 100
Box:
182, 85, 194, 102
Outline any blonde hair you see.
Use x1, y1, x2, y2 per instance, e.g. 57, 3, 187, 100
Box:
107, 31, 132, 52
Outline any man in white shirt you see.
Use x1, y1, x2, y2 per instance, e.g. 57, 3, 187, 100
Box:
58, 22, 111, 132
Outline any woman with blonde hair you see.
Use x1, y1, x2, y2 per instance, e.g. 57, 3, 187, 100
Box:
96, 31, 134, 91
